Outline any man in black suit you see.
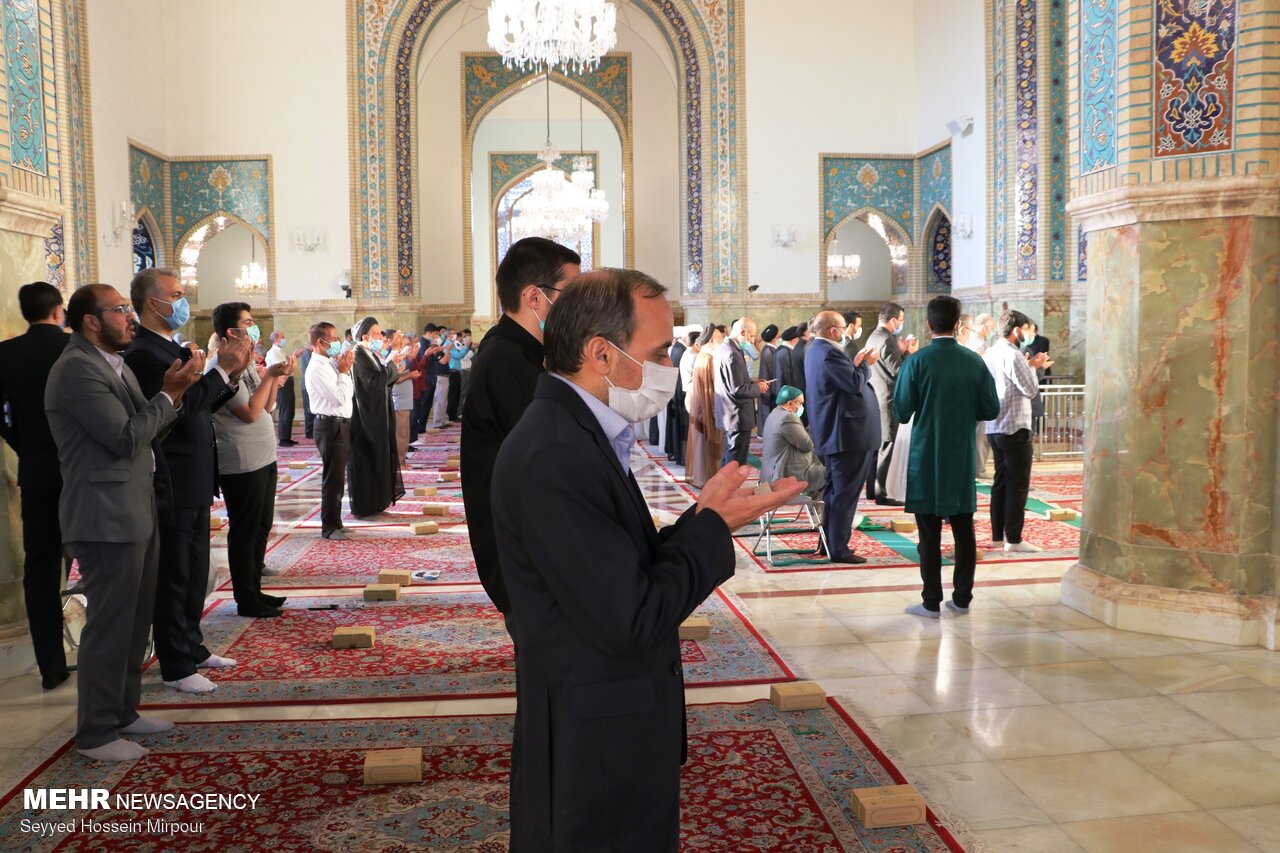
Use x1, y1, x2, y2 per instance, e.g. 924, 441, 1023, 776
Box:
0, 282, 70, 690
125, 268, 253, 695
757, 323, 779, 433
714, 317, 770, 466
792, 321, 811, 395
805, 310, 882, 564
461, 237, 580, 623
492, 269, 804, 851
299, 347, 314, 438
663, 328, 688, 464
1028, 321, 1051, 433
776, 326, 799, 390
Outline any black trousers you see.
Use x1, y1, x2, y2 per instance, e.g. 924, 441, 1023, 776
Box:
302, 390, 314, 439
220, 463, 278, 606
989, 429, 1033, 543
20, 482, 68, 678
413, 381, 435, 434
446, 370, 462, 420
821, 450, 875, 559
275, 376, 296, 443
722, 427, 752, 467
915, 513, 977, 611
68, 521, 158, 748
315, 415, 350, 536
154, 505, 213, 682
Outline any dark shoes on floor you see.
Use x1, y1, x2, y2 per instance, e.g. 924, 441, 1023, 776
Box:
42, 671, 71, 690
875, 498, 905, 507
831, 553, 868, 564
259, 592, 286, 607
278, 439, 298, 447
237, 602, 283, 618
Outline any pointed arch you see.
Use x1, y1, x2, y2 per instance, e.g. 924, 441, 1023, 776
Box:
820, 206, 912, 303
173, 210, 274, 306
920, 203, 953, 295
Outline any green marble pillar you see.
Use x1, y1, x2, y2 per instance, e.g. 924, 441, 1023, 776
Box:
1064, 196, 1280, 647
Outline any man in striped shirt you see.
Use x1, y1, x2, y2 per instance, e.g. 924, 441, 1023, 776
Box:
982, 310, 1052, 553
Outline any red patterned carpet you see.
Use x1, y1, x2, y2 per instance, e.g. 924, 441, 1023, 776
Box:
140, 590, 792, 708
1, 702, 962, 853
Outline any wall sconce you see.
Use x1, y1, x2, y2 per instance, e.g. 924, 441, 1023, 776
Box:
955, 213, 974, 239
771, 225, 797, 248
293, 229, 326, 253
101, 200, 131, 248
338, 269, 353, 299
946, 116, 974, 137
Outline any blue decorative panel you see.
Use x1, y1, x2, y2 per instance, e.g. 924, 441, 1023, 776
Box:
822, 157, 915, 243
169, 158, 270, 248
1155, 0, 1237, 157
917, 145, 952, 236
1049, 0, 1067, 281
44, 218, 63, 289
61, 0, 95, 285
130, 144, 166, 230
1014, 0, 1038, 282
927, 215, 952, 294
489, 151, 597, 199
132, 218, 157, 274
992, 0, 1008, 284
3, 0, 48, 174
1080, 0, 1117, 173
464, 54, 629, 130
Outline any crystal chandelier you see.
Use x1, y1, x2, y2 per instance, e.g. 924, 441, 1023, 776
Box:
827, 238, 861, 281
867, 213, 910, 267
488, 0, 618, 73
236, 238, 268, 293
569, 95, 608, 222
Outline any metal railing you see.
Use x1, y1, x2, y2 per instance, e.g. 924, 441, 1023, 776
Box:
1034, 382, 1086, 460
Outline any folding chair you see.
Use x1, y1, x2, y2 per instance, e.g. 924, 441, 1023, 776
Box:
751, 495, 830, 566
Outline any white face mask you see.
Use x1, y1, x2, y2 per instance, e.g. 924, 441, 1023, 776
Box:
605, 342, 679, 423
846, 326, 863, 343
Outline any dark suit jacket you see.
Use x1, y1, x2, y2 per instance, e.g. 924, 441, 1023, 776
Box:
865, 325, 907, 433
125, 326, 234, 513
776, 344, 796, 389
460, 315, 544, 614
759, 343, 778, 398
713, 340, 760, 432
492, 374, 735, 849
803, 338, 881, 457
0, 325, 68, 487
792, 338, 809, 392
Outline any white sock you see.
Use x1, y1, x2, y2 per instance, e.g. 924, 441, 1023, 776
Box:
78, 738, 149, 762
1004, 541, 1043, 553
118, 715, 174, 735
905, 603, 941, 619
946, 600, 970, 616
197, 654, 237, 669
164, 673, 218, 693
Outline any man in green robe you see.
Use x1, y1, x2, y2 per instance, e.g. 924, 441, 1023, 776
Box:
893, 295, 1000, 618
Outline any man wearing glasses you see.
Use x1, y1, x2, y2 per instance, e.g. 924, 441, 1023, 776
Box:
461, 236, 580, 627
305, 322, 356, 541
46, 284, 203, 760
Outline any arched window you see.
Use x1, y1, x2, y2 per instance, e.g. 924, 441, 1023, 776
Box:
927, 213, 952, 294
494, 174, 595, 276
133, 217, 157, 274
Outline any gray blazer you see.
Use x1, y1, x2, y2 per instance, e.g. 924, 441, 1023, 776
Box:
713, 341, 761, 432
45, 333, 178, 543
865, 325, 906, 433
761, 407, 825, 495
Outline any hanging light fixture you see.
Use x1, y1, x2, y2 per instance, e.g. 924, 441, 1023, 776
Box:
236, 237, 268, 293
570, 94, 609, 223
513, 76, 592, 242
867, 213, 910, 267
827, 238, 861, 281
488, 0, 618, 73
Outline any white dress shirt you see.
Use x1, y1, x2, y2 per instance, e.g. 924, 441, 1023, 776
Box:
680, 347, 699, 414
265, 343, 286, 368
305, 351, 353, 418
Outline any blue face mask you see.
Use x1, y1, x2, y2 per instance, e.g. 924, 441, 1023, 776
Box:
326, 341, 342, 358
246, 324, 261, 344
370, 339, 385, 353
155, 296, 190, 331
739, 340, 759, 360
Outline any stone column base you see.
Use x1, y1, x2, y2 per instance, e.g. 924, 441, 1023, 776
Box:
1062, 565, 1279, 650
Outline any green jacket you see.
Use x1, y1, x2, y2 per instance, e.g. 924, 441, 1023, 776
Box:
893, 338, 1000, 516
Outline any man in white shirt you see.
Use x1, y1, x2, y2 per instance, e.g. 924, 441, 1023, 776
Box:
265, 330, 297, 447
983, 309, 1051, 553
305, 322, 356, 540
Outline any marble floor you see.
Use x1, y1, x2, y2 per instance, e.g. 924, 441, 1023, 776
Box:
1, 449, 1277, 852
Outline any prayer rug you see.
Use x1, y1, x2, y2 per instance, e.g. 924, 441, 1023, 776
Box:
1028, 471, 1084, 499
219, 530, 483, 591
139, 590, 792, 708
1, 701, 962, 852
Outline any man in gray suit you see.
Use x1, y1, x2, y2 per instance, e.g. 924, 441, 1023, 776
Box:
46, 284, 202, 762
714, 317, 770, 467
864, 302, 919, 506
761, 385, 825, 500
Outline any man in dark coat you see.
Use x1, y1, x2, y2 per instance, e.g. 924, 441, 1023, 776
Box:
776, 326, 798, 390
492, 269, 803, 851
461, 237, 580, 620
713, 317, 769, 467
663, 329, 688, 463
864, 301, 919, 505
756, 323, 779, 434
894, 296, 1000, 617
804, 310, 881, 564
125, 268, 252, 694
347, 317, 404, 517
0, 282, 70, 689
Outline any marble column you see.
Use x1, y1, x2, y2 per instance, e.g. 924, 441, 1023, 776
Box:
1065, 182, 1279, 647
